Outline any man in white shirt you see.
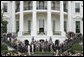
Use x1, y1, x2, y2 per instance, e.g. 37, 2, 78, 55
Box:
7, 37, 10, 43
28, 44, 31, 55
7, 37, 10, 41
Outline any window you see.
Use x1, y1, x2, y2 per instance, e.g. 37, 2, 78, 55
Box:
28, 2, 32, 10
28, 20, 31, 32
39, 1, 44, 9
76, 21, 80, 33
39, 19, 44, 33
16, 21, 19, 33
3, 3, 7, 12
75, 3, 80, 13
64, 21, 67, 32
64, 3, 67, 12
53, 20, 55, 32
39, 19, 44, 28
52, 2, 55, 10
16, 3, 20, 12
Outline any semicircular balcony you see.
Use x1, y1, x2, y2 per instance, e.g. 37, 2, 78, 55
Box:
15, 1, 68, 15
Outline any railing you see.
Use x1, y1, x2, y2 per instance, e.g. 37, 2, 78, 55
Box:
22, 31, 31, 35
51, 7, 60, 11
37, 31, 47, 35
53, 31, 61, 35
24, 6, 32, 10
37, 6, 47, 10
15, 6, 68, 12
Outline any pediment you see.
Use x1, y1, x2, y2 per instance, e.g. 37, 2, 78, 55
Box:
73, 16, 82, 19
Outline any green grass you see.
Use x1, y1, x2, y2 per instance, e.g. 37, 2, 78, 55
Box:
1, 50, 13, 52
34, 52, 54, 54
70, 43, 83, 53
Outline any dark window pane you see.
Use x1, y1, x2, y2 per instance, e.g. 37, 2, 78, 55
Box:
64, 21, 67, 32
16, 21, 19, 33
39, 1, 44, 9
75, 3, 80, 13
39, 19, 44, 28
3, 3, 7, 12
76, 21, 80, 33
28, 20, 31, 32
53, 20, 55, 32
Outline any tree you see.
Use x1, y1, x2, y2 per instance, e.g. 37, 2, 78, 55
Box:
1, 8, 8, 33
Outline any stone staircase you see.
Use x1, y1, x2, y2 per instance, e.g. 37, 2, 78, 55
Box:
17, 35, 67, 44
2, 33, 83, 53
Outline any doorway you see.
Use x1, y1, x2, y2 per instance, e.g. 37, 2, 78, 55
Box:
39, 19, 44, 34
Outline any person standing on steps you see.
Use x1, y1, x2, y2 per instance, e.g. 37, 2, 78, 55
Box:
28, 44, 30, 56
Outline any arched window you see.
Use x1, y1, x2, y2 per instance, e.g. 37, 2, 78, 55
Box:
76, 21, 80, 33
28, 20, 31, 33
39, 19, 44, 33
3, 3, 7, 12
52, 2, 55, 10
39, 1, 44, 9
28, 1, 31, 10
75, 3, 80, 13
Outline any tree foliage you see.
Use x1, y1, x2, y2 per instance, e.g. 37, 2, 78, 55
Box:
1, 44, 8, 51
1, 8, 8, 33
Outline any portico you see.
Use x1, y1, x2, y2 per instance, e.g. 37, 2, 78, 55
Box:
10, 1, 72, 37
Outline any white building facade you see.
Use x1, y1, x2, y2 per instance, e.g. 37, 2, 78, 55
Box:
1, 1, 83, 43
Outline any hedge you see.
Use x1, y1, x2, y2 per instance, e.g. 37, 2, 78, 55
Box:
1, 44, 8, 51
70, 43, 83, 53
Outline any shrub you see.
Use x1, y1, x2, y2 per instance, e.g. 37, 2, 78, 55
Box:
70, 43, 83, 53
1, 44, 8, 51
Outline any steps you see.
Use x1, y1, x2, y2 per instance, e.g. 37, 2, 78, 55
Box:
2, 33, 83, 53
17, 35, 67, 44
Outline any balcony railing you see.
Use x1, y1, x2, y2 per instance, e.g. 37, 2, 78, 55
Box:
51, 7, 60, 11
22, 31, 31, 35
24, 6, 32, 10
15, 6, 67, 13
22, 31, 61, 35
53, 31, 61, 35
37, 6, 47, 10
37, 31, 47, 35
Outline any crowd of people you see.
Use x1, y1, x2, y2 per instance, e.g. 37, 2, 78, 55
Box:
1, 32, 83, 56
1, 51, 31, 56
59, 32, 83, 53
2, 33, 60, 53
59, 52, 83, 56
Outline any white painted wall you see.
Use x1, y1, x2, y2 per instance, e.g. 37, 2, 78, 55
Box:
1, 1, 83, 35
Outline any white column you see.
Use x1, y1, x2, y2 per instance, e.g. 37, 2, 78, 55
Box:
80, 20, 83, 34
18, 1, 24, 36
67, 1, 72, 32
31, 1, 37, 36
47, 1, 53, 36
11, 1, 16, 33
60, 1, 65, 36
